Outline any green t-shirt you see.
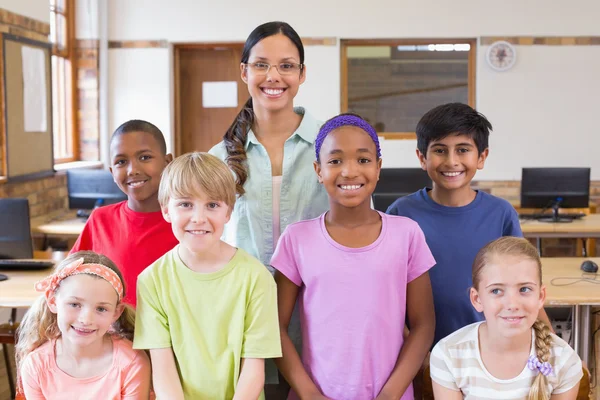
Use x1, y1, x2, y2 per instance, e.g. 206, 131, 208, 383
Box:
133, 246, 282, 399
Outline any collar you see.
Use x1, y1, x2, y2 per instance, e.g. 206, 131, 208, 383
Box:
245, 107, 318, 150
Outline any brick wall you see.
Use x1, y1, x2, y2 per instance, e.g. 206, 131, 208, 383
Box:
347, 54, 468, 132
0, 174, 68, 218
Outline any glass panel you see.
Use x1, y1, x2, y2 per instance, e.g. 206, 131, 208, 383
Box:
56, 14, 67, 51
52, 56, 73, 160
347, 44, 470, 132
49, 14, 57, 45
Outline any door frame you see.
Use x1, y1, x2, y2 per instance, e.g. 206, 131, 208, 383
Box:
173, 42, 245, 156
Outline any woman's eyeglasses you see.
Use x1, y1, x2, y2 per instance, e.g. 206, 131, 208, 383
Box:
244, 62, 303, 76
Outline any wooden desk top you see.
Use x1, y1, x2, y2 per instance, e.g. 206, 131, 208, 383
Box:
543, 257, 600, 306
521, 214, 600, 237
0, 251, 60, 308
31, 210, 85, 237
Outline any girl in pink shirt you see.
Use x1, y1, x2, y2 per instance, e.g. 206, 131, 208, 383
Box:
15, 251, 151, 400
272, 113, 436, 399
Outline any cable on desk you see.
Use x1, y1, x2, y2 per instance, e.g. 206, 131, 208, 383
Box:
550, 273, 600, 286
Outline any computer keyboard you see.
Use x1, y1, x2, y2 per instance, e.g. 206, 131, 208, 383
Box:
519, 212, 586, 220
0, 259, 55, 270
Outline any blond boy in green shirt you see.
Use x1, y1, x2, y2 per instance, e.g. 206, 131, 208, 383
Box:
133, 152, 281, 399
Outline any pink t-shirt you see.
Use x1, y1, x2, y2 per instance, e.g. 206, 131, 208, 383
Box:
271, 211, 435, 400
20, 337, 151, 400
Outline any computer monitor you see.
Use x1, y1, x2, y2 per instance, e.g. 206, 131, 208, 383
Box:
0, 198, 34, 259
520, 167, 590, 222
67, 169, 127, 210
373, 168, 432, 212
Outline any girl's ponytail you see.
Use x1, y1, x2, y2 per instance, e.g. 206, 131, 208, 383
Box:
528, 319, 553, 400
224, 97, 254, 196
111, 304, 136, 341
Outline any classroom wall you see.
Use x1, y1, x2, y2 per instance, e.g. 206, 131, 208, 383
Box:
0, 0, 49, 23
102, 0, 600, 180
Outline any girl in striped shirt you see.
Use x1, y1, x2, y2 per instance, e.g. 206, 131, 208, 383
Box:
430, 237, 582, 400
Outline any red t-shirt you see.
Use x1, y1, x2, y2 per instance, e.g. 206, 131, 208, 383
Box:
70, 201, 178, 306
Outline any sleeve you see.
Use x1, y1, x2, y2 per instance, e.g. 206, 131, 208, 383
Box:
133, 273, 172, 349
407, 223, 436, 283
20, 355, 46, 400
270, 228, 302, 287
552, 343, 583, 394
121, 349, 152, 399
69, 212, 96, 253
503, 204, 523, 237
429, 342, 460, 391
241, 269, 282, 359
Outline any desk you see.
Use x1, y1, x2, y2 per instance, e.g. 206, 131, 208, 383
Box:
0, 251, 61, 308
30, 211, 85, 250
543, 257, 600, 366
521, 214, 600, 256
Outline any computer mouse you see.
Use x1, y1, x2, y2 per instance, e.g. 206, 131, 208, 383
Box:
580, 260, 598, 273
0, 273, 8, 282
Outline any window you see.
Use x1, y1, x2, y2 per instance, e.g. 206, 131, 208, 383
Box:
341, 39, 476, 138
49, 0, 77, 162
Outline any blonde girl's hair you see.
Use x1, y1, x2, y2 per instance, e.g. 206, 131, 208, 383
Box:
472, 236, 553, 400
15, 251, 136, 383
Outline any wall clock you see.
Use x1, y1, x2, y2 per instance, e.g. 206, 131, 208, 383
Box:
486, 40, 517, 71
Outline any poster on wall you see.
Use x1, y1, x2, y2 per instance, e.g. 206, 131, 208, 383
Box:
202, 81, 238, 108
21, 45, 47, 132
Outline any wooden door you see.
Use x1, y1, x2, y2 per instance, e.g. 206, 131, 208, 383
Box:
175, 44, 250, 154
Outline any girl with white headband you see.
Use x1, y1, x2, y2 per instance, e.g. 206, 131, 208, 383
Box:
15, 251, 151, 399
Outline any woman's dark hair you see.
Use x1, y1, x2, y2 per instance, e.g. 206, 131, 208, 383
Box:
224, 21, 304, 195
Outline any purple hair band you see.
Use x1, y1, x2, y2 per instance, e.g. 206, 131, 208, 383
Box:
527, 356, 554, 377
315, 114, 381, 162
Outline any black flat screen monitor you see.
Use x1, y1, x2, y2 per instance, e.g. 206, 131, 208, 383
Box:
520, 167, 590, 209
67, 169, 127, 210
373, 168, 432, 212
0, 198, 33, 259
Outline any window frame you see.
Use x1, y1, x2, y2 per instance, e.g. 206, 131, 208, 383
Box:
340, 38, 477, 140
49, 0, 78, 164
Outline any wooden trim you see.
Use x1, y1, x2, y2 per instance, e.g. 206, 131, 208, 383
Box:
0, 9, 50, 36
76, 39, 99, 49
172, 42, 244, 50
340, 38, 476, 139
173, 46, 182, 156
342, 38, 475, 46
340, 43, 348, 112
379, 132, 417, 140
468, 39, 476, 107
301, 37, 336, 46
68, 0, 79, 161
480, 36, 600, 46
108, 40, 169, 49
0, 36, 4, 179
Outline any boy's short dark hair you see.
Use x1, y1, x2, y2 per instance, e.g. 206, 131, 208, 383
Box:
416, 103, 492, 157
111, 119, 167, 155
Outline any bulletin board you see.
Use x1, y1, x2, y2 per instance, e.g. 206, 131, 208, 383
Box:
2, 33, 53, 181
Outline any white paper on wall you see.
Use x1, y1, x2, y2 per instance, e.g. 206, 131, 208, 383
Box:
21, 45, 47, 132
202, 81, 238, 108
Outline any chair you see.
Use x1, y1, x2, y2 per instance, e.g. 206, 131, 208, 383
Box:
0, 198, 32, 399
373, 168, 431, 212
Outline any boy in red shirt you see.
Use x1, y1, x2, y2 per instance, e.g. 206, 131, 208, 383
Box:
70, 120, 178, 306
